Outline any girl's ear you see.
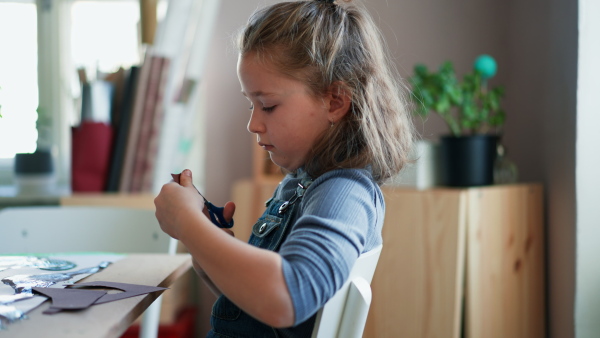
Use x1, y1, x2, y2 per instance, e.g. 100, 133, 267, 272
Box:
326, 82, 352, 123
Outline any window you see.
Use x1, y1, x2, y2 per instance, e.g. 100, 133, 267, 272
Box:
0, 0, 166, 185
0, 1, 38, 159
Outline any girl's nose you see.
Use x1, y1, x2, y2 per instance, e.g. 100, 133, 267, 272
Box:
247, 111, 264, 134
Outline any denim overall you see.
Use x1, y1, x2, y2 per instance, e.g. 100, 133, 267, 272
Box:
207, 176, 315, 338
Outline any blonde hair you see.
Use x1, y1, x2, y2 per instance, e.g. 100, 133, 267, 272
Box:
237, 0, 414, 184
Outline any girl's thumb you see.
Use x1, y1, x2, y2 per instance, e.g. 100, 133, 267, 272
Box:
179, 169, 193, 186
171, 169, 193, 186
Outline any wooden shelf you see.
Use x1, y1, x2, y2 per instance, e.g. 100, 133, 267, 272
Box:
60, 193, 156, 210
364, 184, 546, 338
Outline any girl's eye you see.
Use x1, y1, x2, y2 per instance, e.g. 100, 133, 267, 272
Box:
248, 103, 275, 112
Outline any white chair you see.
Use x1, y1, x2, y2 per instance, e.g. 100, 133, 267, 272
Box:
0, 205, 178, 338
312, 244, 383, 338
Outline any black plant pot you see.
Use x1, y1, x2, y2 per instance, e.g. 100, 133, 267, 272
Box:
14, 150, 54, 175
440, 134, 499, 187
14, 149, 56, 194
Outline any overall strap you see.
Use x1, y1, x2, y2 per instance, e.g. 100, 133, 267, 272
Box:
278, 176, 314, 214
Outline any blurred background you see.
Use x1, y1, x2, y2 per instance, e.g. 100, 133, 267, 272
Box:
0, 0, 598, 337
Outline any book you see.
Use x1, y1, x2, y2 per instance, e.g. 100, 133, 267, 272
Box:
119, 50, 153, 192
141, 57, 171, 192
103, 67, 126, 127
106, 66, 140, 192
130, 55, 164, 192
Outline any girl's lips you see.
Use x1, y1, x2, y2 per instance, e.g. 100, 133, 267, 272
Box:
259, 143, 274, 151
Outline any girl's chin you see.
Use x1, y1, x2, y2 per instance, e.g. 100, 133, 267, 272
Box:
269, 155, 299, 173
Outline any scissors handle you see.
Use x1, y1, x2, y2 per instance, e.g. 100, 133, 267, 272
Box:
204, 201, 234, 228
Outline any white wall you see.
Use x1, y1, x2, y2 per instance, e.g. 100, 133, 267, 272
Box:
576, 0, 600, 337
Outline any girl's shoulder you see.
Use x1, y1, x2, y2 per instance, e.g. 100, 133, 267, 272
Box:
307, 167, 383, 202
313, 167, 378, 187
278, 167, 382, 201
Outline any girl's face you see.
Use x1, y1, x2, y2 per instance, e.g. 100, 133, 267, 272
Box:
237, 53, 331, 172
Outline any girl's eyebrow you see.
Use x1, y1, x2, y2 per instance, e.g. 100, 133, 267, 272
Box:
241, 90, 277, 98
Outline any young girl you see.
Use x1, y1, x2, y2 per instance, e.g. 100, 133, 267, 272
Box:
154, 0, 414, 336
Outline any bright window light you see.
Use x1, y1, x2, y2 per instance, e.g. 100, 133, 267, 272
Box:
0, 2, 38, 158
70, 1, 141, 80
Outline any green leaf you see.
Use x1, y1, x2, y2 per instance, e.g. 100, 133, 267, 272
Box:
421, 90, 434, 107
414, 64, 428, 77
434, 96, 451, 113
448, 87, 462, 104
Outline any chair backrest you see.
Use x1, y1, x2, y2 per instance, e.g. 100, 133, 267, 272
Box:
0, 206, 176, 255
312, 244, 383, 338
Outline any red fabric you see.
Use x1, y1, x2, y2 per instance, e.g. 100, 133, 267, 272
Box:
71, 122, 114, 192
120, 306, 197, 338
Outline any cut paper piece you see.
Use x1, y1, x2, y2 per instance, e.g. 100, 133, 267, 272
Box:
2, 261, 111, 294
32, 287, 106, 314
0, 254, 124, 328
68, 281, 167, 304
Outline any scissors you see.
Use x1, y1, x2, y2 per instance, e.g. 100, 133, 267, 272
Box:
171, 173, 234, 229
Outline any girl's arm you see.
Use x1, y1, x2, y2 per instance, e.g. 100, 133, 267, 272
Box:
154, 170, 295, 328
191, 227, 236, 297
192, 258, 222, 296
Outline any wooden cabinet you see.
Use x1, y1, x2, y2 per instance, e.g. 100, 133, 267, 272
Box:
364, 184, 545, 338
232, 179, 546, 338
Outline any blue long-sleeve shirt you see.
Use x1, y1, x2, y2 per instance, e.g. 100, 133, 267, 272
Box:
277, 167, 385, 325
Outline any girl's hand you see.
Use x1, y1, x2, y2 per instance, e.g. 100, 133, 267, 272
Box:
155, 169, 237, 239
154, 169, 205, 240
172, 169, 236, 235
201, 200, 237, 232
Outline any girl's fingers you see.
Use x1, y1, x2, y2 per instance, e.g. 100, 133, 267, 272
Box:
223, 201, 236, 223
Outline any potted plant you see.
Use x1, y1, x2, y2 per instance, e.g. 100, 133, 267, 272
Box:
13, 106, 56, 194
0, 85, 55, 193
408, 55, 506, 187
